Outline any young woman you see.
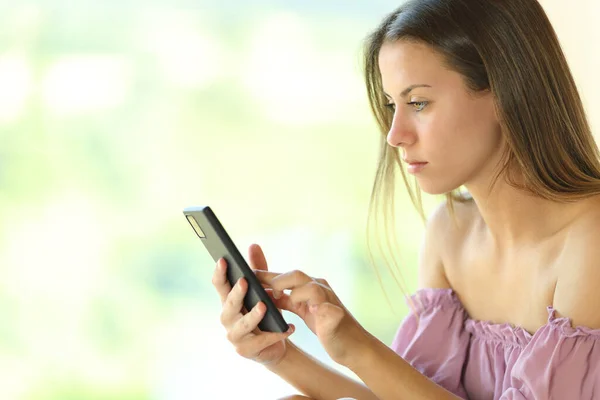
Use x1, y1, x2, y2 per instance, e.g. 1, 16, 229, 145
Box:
211, 0, 600, 398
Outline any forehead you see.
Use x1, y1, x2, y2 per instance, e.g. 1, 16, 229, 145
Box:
378, 40, 453, 89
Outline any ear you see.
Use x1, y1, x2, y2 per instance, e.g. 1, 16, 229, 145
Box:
491, 98, 501, 124
479, 89, 500, 123
485, 94, 504, 133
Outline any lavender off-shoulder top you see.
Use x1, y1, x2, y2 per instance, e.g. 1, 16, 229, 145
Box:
391, 288, 600, 399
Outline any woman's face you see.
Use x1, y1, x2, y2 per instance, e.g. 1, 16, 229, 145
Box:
378, 39, 505, 195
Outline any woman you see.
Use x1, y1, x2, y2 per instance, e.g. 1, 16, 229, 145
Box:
211, 0, 600, 398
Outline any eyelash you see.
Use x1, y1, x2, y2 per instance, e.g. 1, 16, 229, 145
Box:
385, 101, 428, 112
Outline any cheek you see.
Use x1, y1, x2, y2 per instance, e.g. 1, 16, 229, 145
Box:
422, 112, 470, 157
424, 106, 502, 168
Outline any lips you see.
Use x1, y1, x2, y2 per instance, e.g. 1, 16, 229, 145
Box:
403, 158, 428, 174
403, 158, 427, 164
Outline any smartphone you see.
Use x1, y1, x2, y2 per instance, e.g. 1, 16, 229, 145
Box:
183, 205, 289, 333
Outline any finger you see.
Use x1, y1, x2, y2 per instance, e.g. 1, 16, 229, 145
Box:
229, 301, 267, 342
212, 258, 232, 303
256, 269, 313, 292
257, 275, 284, 299
248, 243, 269, 272
265, 289, 299, 313
288, 281, 329, 306
254, 270, 283, 298
254, 269, 278, 280
253, 269, 280, 286
235, 325, 296, 359
220, 277, 247, 327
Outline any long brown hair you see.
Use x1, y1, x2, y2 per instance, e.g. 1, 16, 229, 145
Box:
363, 0, 600, 304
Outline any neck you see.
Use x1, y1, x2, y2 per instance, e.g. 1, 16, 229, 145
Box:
466, 174, 592, 251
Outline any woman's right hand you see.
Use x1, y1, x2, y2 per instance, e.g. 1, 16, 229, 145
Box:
211, 243, 296, 366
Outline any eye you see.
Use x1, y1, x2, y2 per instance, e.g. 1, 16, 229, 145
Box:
407, 101, 428, 112
384, 102, 396, 111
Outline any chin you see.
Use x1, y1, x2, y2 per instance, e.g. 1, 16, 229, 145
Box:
416, 178, 462, 196
419, 187, 450, 195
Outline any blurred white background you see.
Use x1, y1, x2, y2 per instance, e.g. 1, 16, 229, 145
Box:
0, 0, 597, 398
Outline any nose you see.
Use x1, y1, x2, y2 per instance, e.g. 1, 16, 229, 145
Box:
386, 110, 416, 148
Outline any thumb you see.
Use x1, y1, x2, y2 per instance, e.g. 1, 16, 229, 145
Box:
248, 243, 269, 271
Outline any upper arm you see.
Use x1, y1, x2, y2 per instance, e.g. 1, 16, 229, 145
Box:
417, 201, 452, 290
553, 222, 600, 329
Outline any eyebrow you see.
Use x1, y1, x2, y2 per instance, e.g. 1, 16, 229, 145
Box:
384, 84, 432, 99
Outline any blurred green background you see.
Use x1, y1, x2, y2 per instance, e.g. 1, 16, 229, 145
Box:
1, 0, 597, 399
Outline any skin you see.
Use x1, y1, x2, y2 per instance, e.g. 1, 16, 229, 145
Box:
380, 40, 600, 334
211, 39, 600, 399
379, 40, 593, 251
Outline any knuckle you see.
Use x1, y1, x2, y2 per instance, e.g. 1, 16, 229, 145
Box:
225, 296, 236, 310
236, 279, 246, 293
308, 280, 320, 288
251, 305, 261, 318
308, 281, 324, 296
219, 312, 229, 326
234, 345, 247, 357
290, 269, 308, 285
290, 269, 304, 279
239, 316, 251, 332
307, 282, 320, 294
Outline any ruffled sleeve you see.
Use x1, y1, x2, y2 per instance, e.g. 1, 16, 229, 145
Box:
391, 288, 470, 399
501, 307, 600, 399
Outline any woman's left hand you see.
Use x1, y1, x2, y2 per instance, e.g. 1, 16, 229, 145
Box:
254, 268, 371, 366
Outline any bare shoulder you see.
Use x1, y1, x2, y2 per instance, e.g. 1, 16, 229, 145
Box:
417, 195, 479, 289
553, 196, 600, 329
